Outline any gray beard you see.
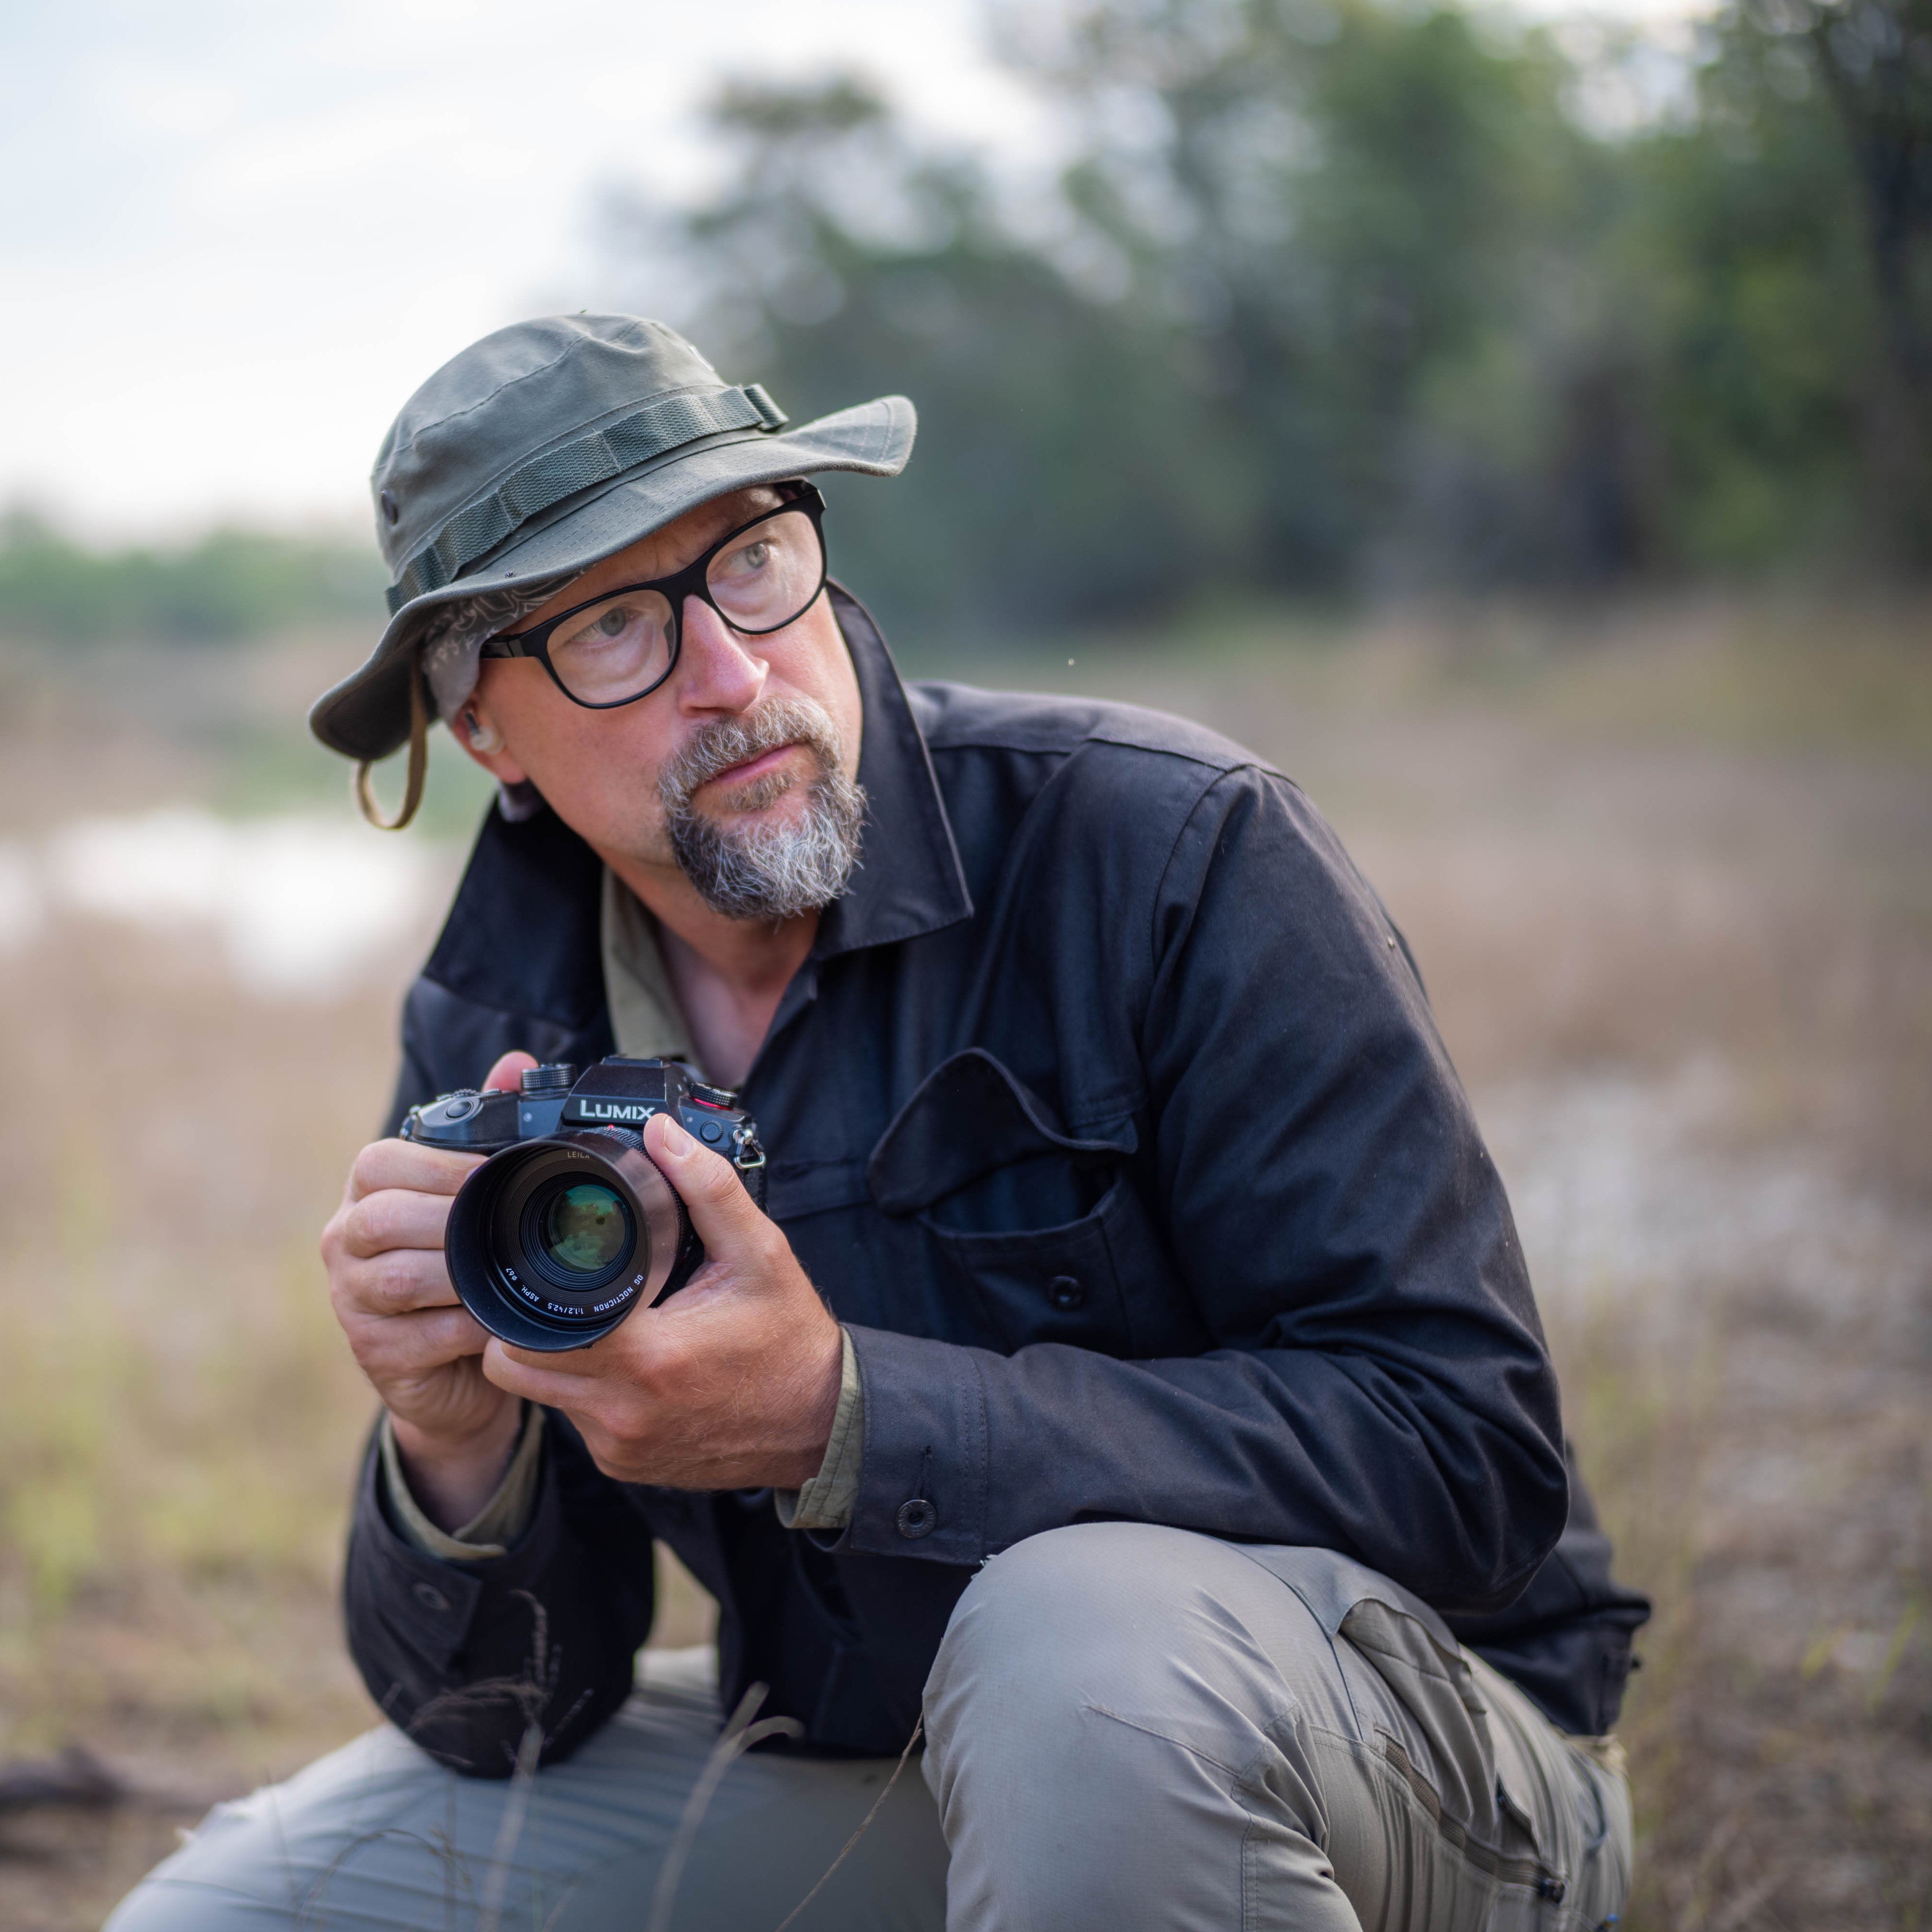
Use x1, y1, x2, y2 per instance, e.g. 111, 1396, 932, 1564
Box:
658, 698, 867, 923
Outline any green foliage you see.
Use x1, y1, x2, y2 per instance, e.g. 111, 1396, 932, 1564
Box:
613, 76, 1263, 641
28, 0, 1927, 649
604, 0, 1932, 638
0, 509, 386, 647
1622, 5, 1888, 564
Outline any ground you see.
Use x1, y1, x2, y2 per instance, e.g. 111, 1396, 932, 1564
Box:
0, 594, 1927, 1928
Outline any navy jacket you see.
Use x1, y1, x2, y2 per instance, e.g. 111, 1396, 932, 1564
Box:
342, 591, 1649, 1773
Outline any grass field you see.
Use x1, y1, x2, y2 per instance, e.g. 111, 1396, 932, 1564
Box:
0, 596, 1928, 1928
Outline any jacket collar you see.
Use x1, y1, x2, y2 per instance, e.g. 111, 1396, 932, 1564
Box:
420, 585, 973, 1028
813, 585, 973, 960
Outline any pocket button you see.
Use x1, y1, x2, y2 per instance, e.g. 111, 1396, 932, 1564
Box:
1048, 1275, 1086, 1312
895, 1498, 937, 1539
412, 1582, 451, 1613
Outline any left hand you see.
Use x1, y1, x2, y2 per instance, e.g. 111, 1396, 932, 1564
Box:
479, 1110, 845, 1491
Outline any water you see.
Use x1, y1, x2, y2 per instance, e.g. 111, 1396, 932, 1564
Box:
6, 806, 1925, 1325
0, 805, 444, 997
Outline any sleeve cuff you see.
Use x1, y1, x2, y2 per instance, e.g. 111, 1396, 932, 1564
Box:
840, 1323, 991, 1563
773, 1328, 864, 1532
379, 1403, 546, 1563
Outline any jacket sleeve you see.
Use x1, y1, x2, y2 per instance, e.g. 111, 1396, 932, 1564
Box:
1447, 1445, 1652, 1734
845, 765, 1568, 1617
342, 1409, 656, 1776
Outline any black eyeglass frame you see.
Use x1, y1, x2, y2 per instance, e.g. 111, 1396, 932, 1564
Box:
477, 481, 829, 711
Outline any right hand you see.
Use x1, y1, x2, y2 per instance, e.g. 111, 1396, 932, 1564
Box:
320, 1051, 538, 1517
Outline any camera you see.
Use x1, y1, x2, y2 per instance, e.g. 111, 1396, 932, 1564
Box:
401, 1058, 766, 1351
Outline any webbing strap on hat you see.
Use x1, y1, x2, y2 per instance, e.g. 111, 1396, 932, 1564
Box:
385, 382, 789, 614
354, 666, 429, 832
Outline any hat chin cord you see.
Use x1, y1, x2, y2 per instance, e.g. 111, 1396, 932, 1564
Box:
354, 667, 428, 831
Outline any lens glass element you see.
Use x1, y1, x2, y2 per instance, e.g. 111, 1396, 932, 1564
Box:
540, 1183, 628, 1274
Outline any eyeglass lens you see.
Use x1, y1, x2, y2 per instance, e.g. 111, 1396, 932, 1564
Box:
546, 506, 824, 704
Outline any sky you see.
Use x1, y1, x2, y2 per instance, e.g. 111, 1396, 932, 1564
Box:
0, 0, 1050, 540
0, 0, 1699, 544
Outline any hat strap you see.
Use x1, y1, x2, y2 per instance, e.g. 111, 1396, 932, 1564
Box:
354, 668, 428, 832
385, 382, 788, 613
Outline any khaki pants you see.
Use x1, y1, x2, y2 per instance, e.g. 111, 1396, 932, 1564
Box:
105, 1527, 1631, 1931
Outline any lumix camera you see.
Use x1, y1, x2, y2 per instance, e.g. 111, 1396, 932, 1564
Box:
402, 1057, 765, 1351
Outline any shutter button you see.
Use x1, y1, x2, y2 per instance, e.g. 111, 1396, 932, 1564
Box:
895, 1498, 937, 1539
412, 1582, 450, 1613
1049, 1275, 1085, 1312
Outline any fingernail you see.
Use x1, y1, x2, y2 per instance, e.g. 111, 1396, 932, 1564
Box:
657, 1114, 695, 1156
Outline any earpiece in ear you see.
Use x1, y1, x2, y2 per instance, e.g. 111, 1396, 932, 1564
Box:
464, 711, 504, 753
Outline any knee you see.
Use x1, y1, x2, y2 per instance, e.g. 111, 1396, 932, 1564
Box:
933, 1523, 1193, 1689
926, 1522, 1299, 1754
102, 1804, 287, 1932
103, 1730, 432, 1932
923, 1529, 1347, 1925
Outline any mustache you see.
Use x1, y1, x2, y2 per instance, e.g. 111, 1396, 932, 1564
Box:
656, 697, 846, 814
657, 696, 867, 922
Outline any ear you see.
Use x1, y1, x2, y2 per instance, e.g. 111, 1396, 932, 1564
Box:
455, 701, 529, 785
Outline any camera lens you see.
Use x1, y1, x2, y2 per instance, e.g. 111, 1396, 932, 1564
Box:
444, 1132, 689, 1352
517, 1168, 636, 1294
540, 1182, 628, 1274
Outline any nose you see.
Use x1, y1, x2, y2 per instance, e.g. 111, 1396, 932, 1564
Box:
674, 595, 768, 716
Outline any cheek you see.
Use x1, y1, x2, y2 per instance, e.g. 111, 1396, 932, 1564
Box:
479, 664, 660, 775
503, 704, 676, 829
765, 611, 863, 769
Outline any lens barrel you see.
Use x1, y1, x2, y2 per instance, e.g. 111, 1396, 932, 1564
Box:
444, 1130, 691, 1350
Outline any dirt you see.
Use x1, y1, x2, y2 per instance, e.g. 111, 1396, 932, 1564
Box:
1, 610, 1928, 1929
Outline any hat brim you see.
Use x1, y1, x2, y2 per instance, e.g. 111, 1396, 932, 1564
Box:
309, 394, 915, 763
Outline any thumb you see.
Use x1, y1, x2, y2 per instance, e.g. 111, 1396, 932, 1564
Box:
483, 1050, 540, 1094
645, 1111, 766, 1260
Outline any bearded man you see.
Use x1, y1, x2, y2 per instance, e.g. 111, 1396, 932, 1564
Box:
106, 315, 1648, 1932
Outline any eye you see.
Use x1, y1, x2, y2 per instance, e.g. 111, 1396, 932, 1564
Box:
715, 535, 776, 582
542, 588, 673, 699
563, 601, 644, 651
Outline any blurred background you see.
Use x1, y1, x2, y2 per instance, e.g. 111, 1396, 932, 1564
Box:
1, 0, 1929, 1924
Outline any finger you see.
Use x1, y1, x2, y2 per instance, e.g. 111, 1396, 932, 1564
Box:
494, 1335, 607, 1377
354, 1305, 493, 1375
341, 1185, 456, 1259
644, 1112, 767, 1260
483, 1051, 540, 1093
349, 1137, 482, 1204
482, 1339, 599, 1407
340, 1247, 462, 1316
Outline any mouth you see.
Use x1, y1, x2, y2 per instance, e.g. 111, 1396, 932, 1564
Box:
697, 742, 803, 795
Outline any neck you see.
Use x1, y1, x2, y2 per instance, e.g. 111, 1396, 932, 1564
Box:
598, 846, 817, 1087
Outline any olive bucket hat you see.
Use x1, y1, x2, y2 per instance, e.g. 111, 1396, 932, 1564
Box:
309, 313, 915, 827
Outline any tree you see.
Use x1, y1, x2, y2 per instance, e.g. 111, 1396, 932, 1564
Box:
597, 0, 1931, 637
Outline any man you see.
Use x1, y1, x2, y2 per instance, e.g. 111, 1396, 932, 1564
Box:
108, 314, 1648, 1932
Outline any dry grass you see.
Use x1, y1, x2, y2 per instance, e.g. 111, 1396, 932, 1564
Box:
1, 597, 1929, 1927
1016, 593, 1932, 1925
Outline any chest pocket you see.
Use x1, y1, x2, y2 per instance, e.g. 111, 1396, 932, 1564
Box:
867, 1049, 1150, 1356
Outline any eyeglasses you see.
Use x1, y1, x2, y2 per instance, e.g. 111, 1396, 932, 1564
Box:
478, 482, 829, 710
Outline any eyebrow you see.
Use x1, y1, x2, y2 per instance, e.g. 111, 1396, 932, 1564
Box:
575, 492, 783, 597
